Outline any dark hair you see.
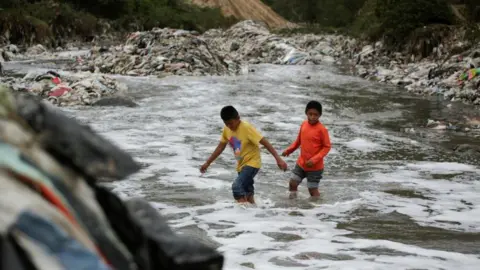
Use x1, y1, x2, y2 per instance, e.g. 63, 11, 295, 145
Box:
305, 100, 322, 115
220, 105, 239, 121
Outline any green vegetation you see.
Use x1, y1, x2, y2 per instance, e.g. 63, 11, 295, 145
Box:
0, 0, 236, 46
375, 0, 453, 47
1, 0, 479, 52
262, 0, 366, 28
264, 0, 480, 50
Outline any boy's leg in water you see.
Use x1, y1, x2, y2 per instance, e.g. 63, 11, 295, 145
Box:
308, 188, 320, 197
306, 169, 323, 198
232, 166, 259, 204
289, 164, 305, 199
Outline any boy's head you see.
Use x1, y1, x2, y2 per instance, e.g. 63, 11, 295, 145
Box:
305, 100, 322, 125
221, 105, 241, 131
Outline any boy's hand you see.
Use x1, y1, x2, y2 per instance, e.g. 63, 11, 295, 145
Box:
281, 150, 289, 157
200, 163, 210, 173
276, 158, 288, 171
306, 160, 314, 168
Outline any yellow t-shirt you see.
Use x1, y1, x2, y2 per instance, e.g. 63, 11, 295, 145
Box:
220, 121, 263, 172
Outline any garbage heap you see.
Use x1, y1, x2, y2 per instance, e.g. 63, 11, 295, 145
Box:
1, 70, 132, 107
68, 28, 241, 77
204, 20, 343, 65
0, 85, 223, 270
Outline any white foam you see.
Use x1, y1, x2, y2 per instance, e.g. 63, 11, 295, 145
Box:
62, 64, 480, 269
405, 162, 479, 174
344, 138, 383, 152
55, 49, 90, 58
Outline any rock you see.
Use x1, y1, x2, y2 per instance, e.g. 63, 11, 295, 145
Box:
268, 257, 308, 268
5, 44, 19, 54
240, 262, 255, 269
262, 232, 303, 242
293, 252, 355, 261
3, 50, 14, 61
453, 144, 480, 155
1, 50, 7, 62
92, 97, 138, 107
26, 44, 47, 55
230, 42, 240, 52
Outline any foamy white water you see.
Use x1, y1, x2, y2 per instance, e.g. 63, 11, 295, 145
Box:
57, 64, 480, 269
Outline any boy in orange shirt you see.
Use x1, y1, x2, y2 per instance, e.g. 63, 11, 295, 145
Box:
282, 100, 331, 198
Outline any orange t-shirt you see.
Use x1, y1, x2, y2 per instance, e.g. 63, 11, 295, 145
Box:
285, 120, 331, 171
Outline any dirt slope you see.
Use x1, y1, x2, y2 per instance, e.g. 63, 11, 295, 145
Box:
190, 0, 294, 29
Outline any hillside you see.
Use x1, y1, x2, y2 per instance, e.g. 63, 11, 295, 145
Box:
190, 0, 294, 29
0, 0, 234, 47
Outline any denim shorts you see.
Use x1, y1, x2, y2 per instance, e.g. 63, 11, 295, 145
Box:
232, 166, 259, 200
291, 164, 323, 189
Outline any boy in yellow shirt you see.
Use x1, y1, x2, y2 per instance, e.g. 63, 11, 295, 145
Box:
200, 105, 288, 204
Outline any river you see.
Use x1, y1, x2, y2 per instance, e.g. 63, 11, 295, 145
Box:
5, 61, 480, 269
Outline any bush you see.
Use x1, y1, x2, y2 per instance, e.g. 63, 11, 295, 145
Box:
0, 9, 52, 44
26, 2, 101, 37
375, 0, 454, 48
465, 0, 480, 22
262, 0, 366, 27
351, 0, 383, 40
0, 0, 236, 46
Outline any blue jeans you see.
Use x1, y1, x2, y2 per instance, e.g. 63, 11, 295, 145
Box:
232, 166, 259, 200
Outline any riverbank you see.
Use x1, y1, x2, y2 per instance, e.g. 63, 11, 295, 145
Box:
65, 20, 480, 108
2, 20, 480, 128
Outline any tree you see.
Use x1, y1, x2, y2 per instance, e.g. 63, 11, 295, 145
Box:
375, 0, 453, 47
465, 0, 480, 22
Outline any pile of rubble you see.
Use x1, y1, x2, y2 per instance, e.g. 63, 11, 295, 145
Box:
207, 21, 480, 107
0, 87, 224, 270
1, 70, 134, 107
339, 29, 480, 106
67, 28, 242, 77
206, 21, 480, 107
3, 20, 480, 108
64, 20, 354, 77
205, 20, 345, 65
1, 44, 55, 61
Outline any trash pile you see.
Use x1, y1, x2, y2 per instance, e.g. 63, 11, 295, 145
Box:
65, 20, 349, 75
67, 28, 242, 77
4, 20, 480, 107
0, 86, 224, 270
346, 38, 480, 105
204, 20, 325, 65
1, 44, 21, 62
1, 70, 133, 107
205, 21, 480, 106
1, 44, 51, 62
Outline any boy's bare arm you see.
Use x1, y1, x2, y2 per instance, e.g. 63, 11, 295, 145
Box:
200, 141, 227, 173
260, 137, 288, 171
